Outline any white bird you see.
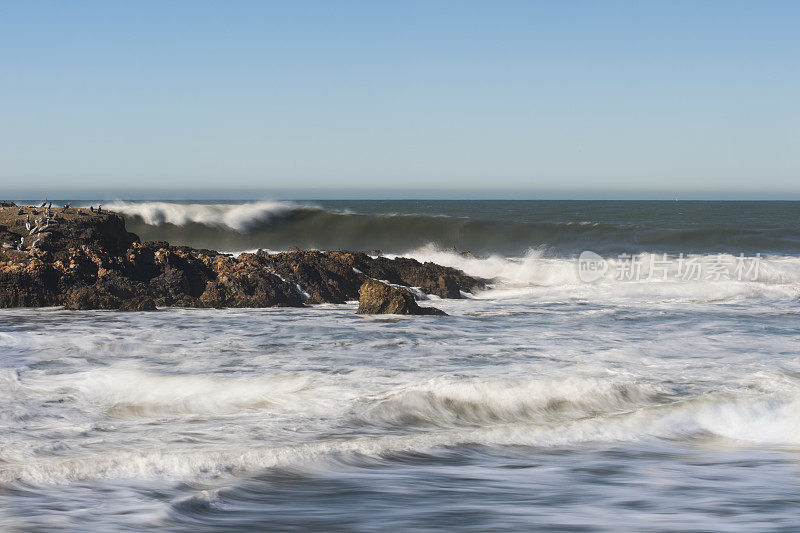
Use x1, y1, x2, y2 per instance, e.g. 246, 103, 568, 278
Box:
37, 224, 50, 233
17, 237, 24, 250
31, 238, 40, 249
25, 215, 31, 232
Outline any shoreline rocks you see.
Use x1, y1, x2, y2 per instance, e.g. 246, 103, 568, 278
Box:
0, 204, 487, 312
357, 279, 447, 316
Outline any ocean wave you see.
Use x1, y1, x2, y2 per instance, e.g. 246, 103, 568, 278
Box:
104, 201, 800, 257
17, 368, 353, 418
396, 246, 800, 300
4, 385, 800, 485
106, 201, 307, 232
356, 376, 670, 427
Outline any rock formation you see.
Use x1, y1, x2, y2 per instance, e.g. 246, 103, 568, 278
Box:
357, 279, 447, 316
0, 202, 487, 312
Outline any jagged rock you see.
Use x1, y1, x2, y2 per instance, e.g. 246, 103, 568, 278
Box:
357, 279, 447, 316
260, 251, 367, 304
0, 205, 484, 312
62, 285, 122, 310
119, 296, 157, 311
0, 254, 60, 307
262, 251, 485, 302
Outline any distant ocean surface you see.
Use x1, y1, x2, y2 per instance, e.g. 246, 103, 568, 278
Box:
2, 200, 800, 531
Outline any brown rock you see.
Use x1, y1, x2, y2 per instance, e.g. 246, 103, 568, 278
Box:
0, 206, 482, 311
357, 279, 446, 316
62, 285, 122, 310
119, 296, 157, 311
262, 250, 486, 303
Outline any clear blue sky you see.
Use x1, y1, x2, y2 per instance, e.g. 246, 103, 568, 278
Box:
0, 0, 798, 197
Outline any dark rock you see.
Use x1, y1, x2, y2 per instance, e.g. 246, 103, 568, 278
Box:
119, 296, 157, 311
0, 256, 60, 307
261, 250, 368, 304
62, 285, 122, 310
262, 251, 486, 303
357, 279, 446, 316
0, 207, 484, 312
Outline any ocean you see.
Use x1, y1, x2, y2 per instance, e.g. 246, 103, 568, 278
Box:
2, 199, 800, 531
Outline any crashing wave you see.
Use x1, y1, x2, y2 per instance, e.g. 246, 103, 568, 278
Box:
103, 201, 800, 257
105, 201, 307, 232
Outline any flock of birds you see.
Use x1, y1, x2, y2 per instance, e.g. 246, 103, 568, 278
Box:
1, 199, 102, 253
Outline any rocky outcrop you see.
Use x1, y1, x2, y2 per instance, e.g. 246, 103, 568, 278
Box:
260, 250, 484, 303
357, 279, 446, 316
0, 204, 486, 312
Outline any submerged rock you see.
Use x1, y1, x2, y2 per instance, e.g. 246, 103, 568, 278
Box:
357, 279, 447, 316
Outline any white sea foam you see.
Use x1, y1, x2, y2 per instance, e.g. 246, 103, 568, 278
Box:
397, 244, 800, 300
4, 386, 800, 485
6, 354, 800, 486
19, 368, 353, 418
358, 376, 668, 426
105, 201, 308, 232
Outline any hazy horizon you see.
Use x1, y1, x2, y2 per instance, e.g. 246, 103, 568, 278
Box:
5, 187, 800, 202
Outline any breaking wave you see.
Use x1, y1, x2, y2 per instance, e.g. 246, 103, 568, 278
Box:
4, 370, 800, 485
396, 245, 800, 300
104, 201, 800, 257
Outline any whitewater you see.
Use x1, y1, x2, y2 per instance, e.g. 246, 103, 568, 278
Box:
2, 200, 800, 531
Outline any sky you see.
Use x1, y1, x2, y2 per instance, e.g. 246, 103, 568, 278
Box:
0, 0, 798, 198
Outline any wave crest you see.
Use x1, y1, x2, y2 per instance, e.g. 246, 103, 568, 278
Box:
105, 201, 800, 257
106, 201, 305, 232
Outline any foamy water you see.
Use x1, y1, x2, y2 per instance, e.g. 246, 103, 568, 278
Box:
3, 200, 800, 531
2, 276, 800, 530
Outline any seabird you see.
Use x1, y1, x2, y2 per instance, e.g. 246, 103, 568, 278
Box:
90, 206, 94, 212
17, 208, 23, 215
17, 237, 24, 251
40, 199, 46, 208
31, 237, 40, 249
25, 215, 31, 232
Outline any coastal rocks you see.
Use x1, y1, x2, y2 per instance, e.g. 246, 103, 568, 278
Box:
40, 212, 137, 255
341, 253, 481, 299
0, 205, 485, 312
261, 251, 369, 304
62, 286, 157, 311
196, 253, 304, 308
261, 251, 485, 303
0, 254, 60, 307
357, 279, 447, 316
